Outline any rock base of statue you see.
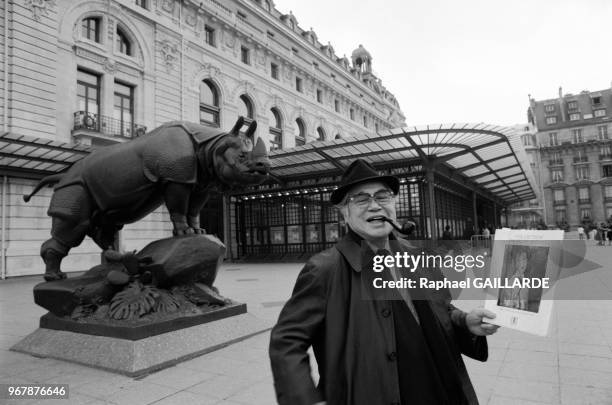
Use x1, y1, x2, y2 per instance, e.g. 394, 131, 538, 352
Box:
12, 234, 273, 376
11, 312, 272, 377
38, 301, 247, 340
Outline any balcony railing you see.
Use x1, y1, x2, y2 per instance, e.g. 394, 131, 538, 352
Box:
551, 176, 564, 183
573, 157, 588, 163
549, 159, 563, 165
73, 111, 147, 139
578, 198, 590, 204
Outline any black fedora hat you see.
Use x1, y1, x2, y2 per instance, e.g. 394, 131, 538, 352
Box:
330, 159, 400, 205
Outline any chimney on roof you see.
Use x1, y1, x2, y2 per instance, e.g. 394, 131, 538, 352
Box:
558, 86, 566, 123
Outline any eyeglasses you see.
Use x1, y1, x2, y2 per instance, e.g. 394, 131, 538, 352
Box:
347, 190, 395, 207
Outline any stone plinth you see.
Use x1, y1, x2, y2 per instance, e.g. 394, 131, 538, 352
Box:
11, 313, 272, 377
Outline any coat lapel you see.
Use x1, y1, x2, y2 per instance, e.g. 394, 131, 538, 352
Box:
335, 230, 365, 273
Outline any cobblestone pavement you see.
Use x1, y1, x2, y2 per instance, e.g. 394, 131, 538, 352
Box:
1, 240, 611, 404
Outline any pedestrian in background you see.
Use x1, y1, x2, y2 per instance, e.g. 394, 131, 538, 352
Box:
597, 223, 606, 246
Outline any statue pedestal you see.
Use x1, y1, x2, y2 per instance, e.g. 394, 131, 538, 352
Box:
14, 234, 273, 377
11, 311, 272, 377
38, 302, 247, 340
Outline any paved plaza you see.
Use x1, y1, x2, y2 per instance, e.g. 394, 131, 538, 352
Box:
1, 240, 612, 405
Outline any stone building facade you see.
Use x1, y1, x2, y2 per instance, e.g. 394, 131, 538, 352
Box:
0, 0, 405, 277
505, 123, 545, 229
513, 86, 612, 230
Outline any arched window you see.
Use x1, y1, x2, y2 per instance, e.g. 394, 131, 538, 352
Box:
238, 94, 254, 120
199, 79, 220, 126
264, 0, 271, 12
363, 115, 368, 128
116, 27, 131, 56
316, 126, 325, 141
269, 108, 282, 150
295, 118, 306, 146
82, 17, 101, 43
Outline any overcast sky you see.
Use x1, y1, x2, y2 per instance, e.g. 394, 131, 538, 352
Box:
277, 0, 612, 127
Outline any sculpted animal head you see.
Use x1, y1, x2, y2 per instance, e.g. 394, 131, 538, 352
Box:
211, 117, 270, 187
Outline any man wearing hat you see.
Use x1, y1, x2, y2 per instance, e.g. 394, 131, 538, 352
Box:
269, 159, 499, 405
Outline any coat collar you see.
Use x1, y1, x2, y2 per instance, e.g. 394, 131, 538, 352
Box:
336, 228, 410, 273
335, 229, 366, 272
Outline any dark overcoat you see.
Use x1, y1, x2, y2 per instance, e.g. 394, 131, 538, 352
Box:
269, 231, 488, 405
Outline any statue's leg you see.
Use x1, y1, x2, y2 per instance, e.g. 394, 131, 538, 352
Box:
89, 222, 123, 251
42, 217, 89, 281
40, 238, 69, 281
187, 189, 210, 234
43, 185, 92, 281
163, 182, 193, 235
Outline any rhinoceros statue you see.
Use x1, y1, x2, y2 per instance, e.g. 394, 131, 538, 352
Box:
24, 117, 270, 282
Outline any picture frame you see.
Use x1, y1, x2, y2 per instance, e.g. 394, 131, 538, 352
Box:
483, 228, 564, 336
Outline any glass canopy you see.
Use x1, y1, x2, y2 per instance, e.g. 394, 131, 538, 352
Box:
268, 123, 537, 205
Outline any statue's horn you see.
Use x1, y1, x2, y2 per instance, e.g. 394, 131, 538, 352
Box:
230, 116, 245, 135
245, 120, 257, 138
253, 138, 267, 158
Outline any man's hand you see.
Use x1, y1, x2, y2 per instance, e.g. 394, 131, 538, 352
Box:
466, 308, 500, 336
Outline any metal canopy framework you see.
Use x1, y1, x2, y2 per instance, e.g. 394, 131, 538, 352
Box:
268, 123, 537, 205
0, 132, 90, 178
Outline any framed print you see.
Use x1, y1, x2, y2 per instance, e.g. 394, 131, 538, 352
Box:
271, 227, 284, 244
287, 225, 303, 243
325, 223, 339, 242
305, 224, 321, 243
483, 229, 563, 336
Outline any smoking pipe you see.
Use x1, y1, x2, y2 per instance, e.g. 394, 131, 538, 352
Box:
367, 216, 416, 235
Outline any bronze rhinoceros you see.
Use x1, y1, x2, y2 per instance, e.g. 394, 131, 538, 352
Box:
24, 117, 270, 282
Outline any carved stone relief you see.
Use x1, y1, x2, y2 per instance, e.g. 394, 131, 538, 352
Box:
293, 106, 306, 121
306, 78, 315, 95
232, 80, 256, 100
103, 59, 117, 74
268, 95, 283, 110
24, 0, 56, 21
158, 39, 179, 72
161, 0, 175, 14
194, 62, 227, 96
283, 64, 292, 81
255, 49, 266, 67
222, 28, 236, 50
185, 8, 197, 27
